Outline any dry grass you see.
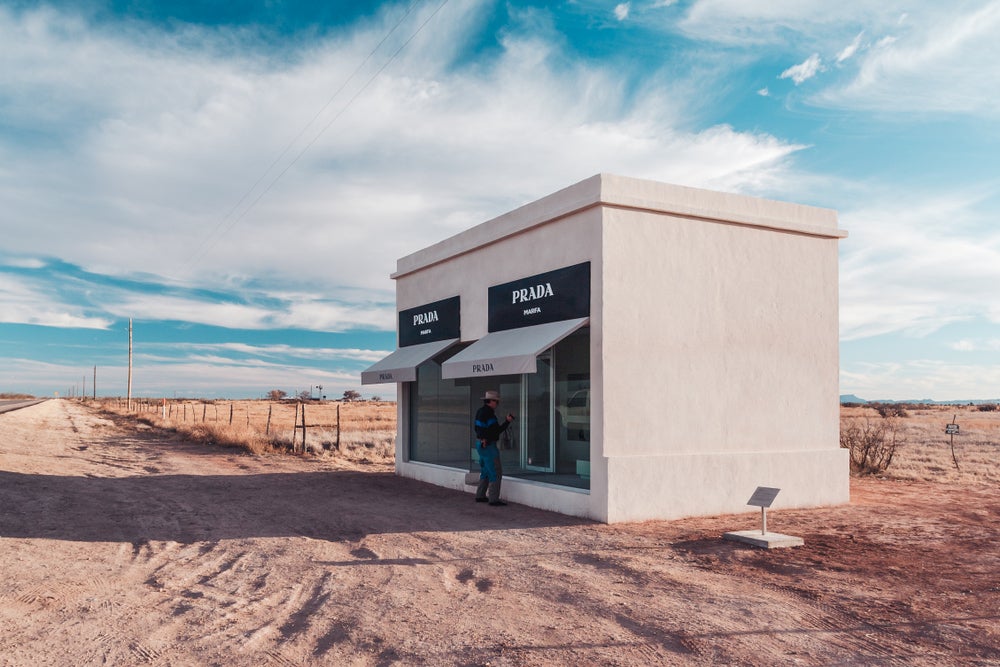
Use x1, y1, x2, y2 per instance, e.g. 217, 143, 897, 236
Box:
841, 404, 1000, 484
96, 399, 998, 482
96, 398, 397, 463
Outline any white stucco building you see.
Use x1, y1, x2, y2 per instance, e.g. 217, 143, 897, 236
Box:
362, 173, 849, 523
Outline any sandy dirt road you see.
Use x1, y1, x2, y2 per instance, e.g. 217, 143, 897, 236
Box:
1, 400, 998, 666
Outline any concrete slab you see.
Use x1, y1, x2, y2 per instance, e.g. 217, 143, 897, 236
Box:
723, 531, 804, 549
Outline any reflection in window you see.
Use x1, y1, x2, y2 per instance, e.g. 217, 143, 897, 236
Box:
407, 328, 590, 490
553, 328, 590, 486
409, 352, 470, 468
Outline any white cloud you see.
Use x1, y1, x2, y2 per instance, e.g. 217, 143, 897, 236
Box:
169, 342, 391, 363
820, 2, 1000, 115
615, 3, 631, 21
129, 355, 373, 399
840, 359, 1000, 401
779, 53, 823, 84
676, 1, 1000, 116
678, 0, 907, 46
839, 189, 1000, 341
0, 256, 46, 269
0, 274, 112, 329
0, 356, 374, 399
0, 2, 805, 310
101, 291, 394, 332
949, 339, 1000, 352
836, 31, 864, 62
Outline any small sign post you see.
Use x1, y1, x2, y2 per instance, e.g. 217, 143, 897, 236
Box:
723, 486, 803, 549
747, 486, 781, 535
946, 416, 960, 470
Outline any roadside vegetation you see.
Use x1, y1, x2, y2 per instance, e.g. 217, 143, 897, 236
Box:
86, 397, 999, 484
840, 403, 1000, 484
95, 397, 396, 463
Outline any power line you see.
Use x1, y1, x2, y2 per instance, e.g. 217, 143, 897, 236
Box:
186, 0, 451, 269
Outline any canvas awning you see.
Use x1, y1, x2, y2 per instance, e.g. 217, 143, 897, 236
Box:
360, 338, 460, 384
441, 318, 588, 379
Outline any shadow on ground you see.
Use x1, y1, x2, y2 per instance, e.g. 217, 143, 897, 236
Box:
0, 469, 590, 544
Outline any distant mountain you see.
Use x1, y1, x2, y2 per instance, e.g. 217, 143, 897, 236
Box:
840, 395, 999, 405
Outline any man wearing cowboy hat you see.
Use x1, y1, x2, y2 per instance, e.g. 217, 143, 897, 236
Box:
474, 390, 515, 505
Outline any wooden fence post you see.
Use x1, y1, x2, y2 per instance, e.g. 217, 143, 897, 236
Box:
266, 404, 272, 435
300, 402, 307, 453
202, 403, 207, 422
229, 404, 233, 425
293, 402, 299, 451
336, 403, 341, 451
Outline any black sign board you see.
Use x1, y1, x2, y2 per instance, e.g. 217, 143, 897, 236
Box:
488, 262, 590, 332
398, 296, 460, 347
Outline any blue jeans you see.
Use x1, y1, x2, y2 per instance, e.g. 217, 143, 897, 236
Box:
478, 442, 501, 482
476, 442, 502, 502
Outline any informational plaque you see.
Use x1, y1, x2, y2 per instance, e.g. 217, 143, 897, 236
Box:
747, 486, 780, 508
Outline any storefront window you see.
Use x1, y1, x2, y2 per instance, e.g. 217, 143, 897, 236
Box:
408, 351, 470, 468
553, 328, 590, 485
408, 328, 590, 490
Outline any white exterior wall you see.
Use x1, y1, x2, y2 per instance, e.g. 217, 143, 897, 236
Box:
389, 173, 848, 524
393, 203, 608, 521
599, 177, 848, 522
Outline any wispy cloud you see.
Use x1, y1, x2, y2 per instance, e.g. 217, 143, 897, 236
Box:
0, 259, 394, 332
839, 189, 1000, 341
0, 273, 113, 329
779, 53, 823, 84
676, 1, 1000, 117
103, 293, 394, 332
0, 2, 804, 305
840, 359, 1000, 400
949, 339, 1000, 352
836, 31, 864, 62
168, 342, 391, 363
819, 3, 1000, 115
678, 0, 908, 46
615, 3, 631, 21
0, 353, 376, 399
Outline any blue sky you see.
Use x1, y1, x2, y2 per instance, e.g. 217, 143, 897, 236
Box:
1, 0, 998, 401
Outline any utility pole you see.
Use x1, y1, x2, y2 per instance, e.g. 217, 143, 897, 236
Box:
127, 318, 133, 411
93, 365, 97, 400
83, 374, 86, 400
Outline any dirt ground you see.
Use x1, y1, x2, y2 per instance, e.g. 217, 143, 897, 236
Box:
1, 400, 997, 666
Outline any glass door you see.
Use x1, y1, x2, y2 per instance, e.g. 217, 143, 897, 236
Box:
523, 354, 554, 472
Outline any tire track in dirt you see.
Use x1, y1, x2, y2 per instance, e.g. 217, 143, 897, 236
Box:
4, 401, 998, 666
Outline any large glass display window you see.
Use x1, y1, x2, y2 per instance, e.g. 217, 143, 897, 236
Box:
408, 348, 470, 469
408, 327, 590, 490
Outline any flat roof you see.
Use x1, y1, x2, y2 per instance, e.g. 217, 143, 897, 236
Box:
393, 173, 847, 279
